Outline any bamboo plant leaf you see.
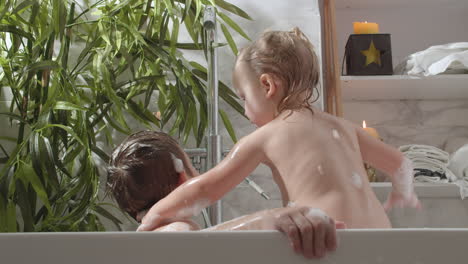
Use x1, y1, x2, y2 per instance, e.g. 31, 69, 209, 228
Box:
54, 101, 88, 111
214, 0, 252, 20
24, 61, 60, 73
219, 109, 237, 142
170, 16, 180, 55
0, 112, 28, 124
7, 200, 17, 232
0, 195, 7, 232
93, 205, 123, 231
0, 25, 34, 41
220, 23, 238, 55
16, 161, 51, 212
40, 136, 60, 191
217, 12, 250, 40
40, 124, 86, 147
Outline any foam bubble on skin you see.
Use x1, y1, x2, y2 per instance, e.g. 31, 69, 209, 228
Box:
393, 157, 414, 199
170, 153, 184, 173
351, 172, 363, 188
159, 222, 192, 231
287, 201, 296, 207
332, 129, 340, 139
317, 165, 324, 176
230, 146, 240, 159
159, 225, 178, 231
306, 208, 330, 222
175, 198, 211, 219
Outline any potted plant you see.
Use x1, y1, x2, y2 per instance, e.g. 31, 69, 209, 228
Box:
0, 0, 250, 231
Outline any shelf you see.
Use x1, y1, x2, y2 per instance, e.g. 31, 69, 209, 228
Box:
371, 182, 462, 199
336, 0, 465, 10
341, 74, 468, 100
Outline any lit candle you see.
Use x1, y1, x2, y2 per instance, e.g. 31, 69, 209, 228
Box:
362, 120, 380, 139
353, 21, 379, 34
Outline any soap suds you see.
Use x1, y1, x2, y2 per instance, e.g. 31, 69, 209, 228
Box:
317, 165, 324, 176
332, 129, 340, 139
170, 153, 184, 173
351, 172, 363, 188
175, 198, 211, 219
306, 208, 329, 222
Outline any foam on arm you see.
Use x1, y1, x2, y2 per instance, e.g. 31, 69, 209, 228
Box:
356, 127, 414, 198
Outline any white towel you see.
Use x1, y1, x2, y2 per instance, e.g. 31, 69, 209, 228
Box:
394, 42, 468, 76
449, 144, 468, 179
399, 144, 468, 199
448, 144, 468, 198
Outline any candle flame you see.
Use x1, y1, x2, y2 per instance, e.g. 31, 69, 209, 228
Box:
363, 120, 367, 128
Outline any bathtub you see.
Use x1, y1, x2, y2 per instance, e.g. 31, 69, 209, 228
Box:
0, 229, 467, 264
2, 182, 467, 264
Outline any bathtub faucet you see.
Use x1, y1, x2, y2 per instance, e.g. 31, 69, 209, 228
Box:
203, 5, 222, 226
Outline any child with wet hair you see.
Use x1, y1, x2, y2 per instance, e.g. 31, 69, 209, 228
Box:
139, 27, 421, 232
107, 130, 197, 223
107, 130, 343, 259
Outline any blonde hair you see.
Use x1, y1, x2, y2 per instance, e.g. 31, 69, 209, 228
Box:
237, 27, 320, 114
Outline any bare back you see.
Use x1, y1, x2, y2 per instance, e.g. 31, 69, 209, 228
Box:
258, 109, 391, 228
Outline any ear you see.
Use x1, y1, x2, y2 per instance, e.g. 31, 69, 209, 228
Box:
259, 73, 277, 98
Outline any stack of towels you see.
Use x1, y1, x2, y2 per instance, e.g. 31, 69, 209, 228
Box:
394, 42, 468, 76
399, 144, 468, 199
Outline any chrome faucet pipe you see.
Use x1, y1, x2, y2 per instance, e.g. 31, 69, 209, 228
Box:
203, 6, 222, 226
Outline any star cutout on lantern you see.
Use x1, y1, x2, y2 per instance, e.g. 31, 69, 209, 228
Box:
360, 40, 382, 67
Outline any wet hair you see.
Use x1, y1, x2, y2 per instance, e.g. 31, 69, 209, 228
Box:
236, 27, 320, 114
106, 131, 193, 220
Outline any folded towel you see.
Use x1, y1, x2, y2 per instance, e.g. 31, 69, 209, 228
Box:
449, 144, 468, 179
399, 144, 468, 199
394, 42, 468, 76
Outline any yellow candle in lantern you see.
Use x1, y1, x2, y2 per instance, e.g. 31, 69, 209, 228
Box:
362, 120, 380, 139
353, 21, 379, 34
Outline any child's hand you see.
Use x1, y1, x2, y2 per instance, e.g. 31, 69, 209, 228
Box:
272, 206, 345, 259
137, 213, 177, 232
383, 190, 421, 211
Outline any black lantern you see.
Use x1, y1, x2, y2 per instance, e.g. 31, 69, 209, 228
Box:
344, 34, 393, 75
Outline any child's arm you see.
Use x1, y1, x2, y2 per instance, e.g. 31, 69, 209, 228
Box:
356, 126, 421, 210
208, 206, 345, 259
138, 132, 265, 231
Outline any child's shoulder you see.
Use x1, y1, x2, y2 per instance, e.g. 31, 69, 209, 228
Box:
318, 110, 360, 130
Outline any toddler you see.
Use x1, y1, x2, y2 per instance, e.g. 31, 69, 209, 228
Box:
138, 27, 420, 232
107, 130, 343, 258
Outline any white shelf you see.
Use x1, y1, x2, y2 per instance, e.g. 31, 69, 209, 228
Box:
336, 0, 465, 10
371, 182, 462, 199
341, 74, 468, 100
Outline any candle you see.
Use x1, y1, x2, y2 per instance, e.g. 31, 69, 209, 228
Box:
353, 21, 379, 34
362, 120, 380, 139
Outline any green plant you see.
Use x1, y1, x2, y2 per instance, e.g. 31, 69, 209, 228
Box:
0, 0, 250, 232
